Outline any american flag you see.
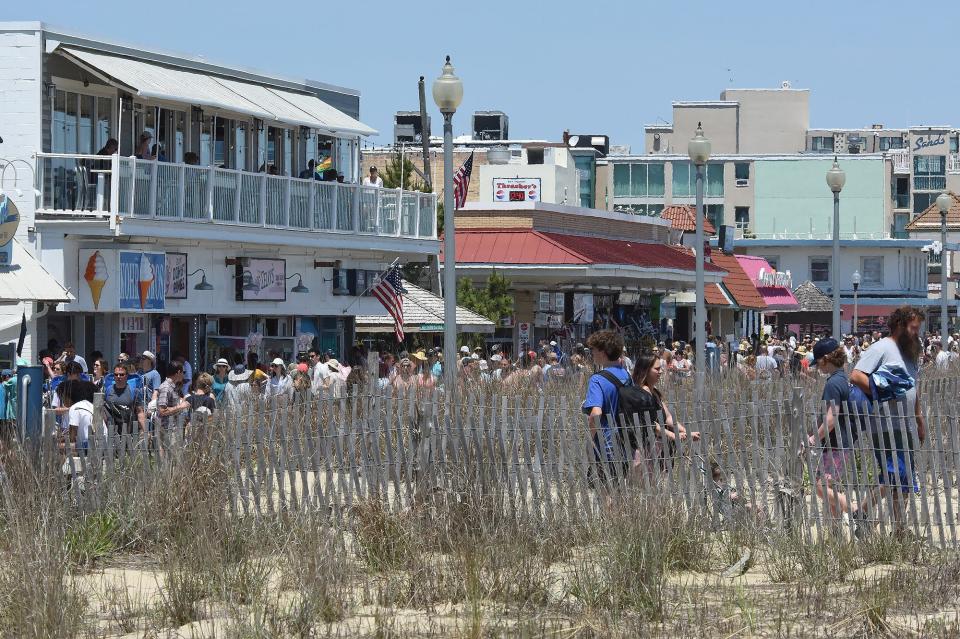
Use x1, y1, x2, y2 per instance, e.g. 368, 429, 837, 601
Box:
453, 152, 474, 209
372, 266, 405, 342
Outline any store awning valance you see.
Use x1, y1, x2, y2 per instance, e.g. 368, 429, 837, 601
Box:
57, 47, 376, 137
0, 240, 72, 304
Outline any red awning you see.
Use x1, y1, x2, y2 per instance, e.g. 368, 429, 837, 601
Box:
735, 255, 798, 310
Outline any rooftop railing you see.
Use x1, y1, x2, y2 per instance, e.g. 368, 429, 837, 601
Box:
35, 153, 437, 240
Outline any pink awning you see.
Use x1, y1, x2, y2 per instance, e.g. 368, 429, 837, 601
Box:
735, 255, 799, 311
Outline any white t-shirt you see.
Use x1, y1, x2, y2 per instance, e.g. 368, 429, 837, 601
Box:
67, 400, 97, 446
935, 350, 951, 369
312, 361, 330, 394
362, 176, 383, 187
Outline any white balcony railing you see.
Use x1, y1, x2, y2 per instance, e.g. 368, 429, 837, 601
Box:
890, 149, 911, 174
35, 153, 437, 240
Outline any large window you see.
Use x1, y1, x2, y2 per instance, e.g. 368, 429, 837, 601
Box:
810, 136, 834, 153
52, 89, 113, 154
706, 204, 724, 230
671, 162, 723, 197
879, 136, 904, 151
613, 162, 665, 198
914, 155, 946, 191
860, 256, 883, 287
810, 257, 831, 284
734, 162, 750, 181
574, 154, 595, 208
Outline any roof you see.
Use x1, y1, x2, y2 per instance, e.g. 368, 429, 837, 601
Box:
451, 229, 725, 273
661, 205, 716, 234
0, 240, 73, 304
704, 284, 732, 306
58, 46, 376, 137
709, 253, 767, 310
790, 281, 833, 312
905, 191, 960, 231
355, 280, 494, 334
735, 255, 799, 310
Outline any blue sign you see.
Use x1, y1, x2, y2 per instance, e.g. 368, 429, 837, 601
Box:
914, 134, 946, 152
118, 251, 165, 311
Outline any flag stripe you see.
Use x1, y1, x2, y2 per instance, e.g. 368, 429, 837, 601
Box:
453, 152, 474, 210
372, 266, 405, 342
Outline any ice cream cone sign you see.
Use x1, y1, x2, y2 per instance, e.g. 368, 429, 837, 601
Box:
138, 253, 155, 310
84, 250, 108, 310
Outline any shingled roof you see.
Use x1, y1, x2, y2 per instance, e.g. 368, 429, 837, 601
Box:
660, 205, 717, 235
905, 191, 960, 231
791, 281, 833, 312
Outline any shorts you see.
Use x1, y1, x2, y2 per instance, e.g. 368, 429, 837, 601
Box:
816, 449, 851, 483
872, 432, 920, 494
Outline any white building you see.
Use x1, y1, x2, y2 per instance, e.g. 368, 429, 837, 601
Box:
0, 22, 437, 368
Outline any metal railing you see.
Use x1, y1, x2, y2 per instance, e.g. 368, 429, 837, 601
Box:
35, 153, 437, 239
948, 152, 960, 174
890, 149, 911, 174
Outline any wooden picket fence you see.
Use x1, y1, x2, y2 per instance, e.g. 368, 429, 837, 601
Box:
34, 373, 960, 544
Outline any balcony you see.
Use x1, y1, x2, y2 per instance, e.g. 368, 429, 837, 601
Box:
949, 153, 960, 174
890, 149, 910, 174
35, 153, 437, 240
893, 193, 910, 210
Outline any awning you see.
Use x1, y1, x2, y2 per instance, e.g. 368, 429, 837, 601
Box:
735, 255, 799, 311
58, 46, 376, 136
0, 240, 73, 304
356, 281, 495, 334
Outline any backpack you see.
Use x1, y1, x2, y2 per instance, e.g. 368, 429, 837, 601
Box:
595, 370, 660, 450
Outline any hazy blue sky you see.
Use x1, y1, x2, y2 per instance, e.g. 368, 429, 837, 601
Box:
11, 1, 960, 150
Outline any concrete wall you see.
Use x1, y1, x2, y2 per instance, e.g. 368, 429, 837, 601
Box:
753, 158, 886, 238
672, 104, 739, 154
722, 89, 809, 154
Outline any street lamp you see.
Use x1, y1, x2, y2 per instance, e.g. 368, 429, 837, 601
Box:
688, 122, 711, 397
433, 55, 463, 388
851, 269, 861, 337
937, 192, 951, 342
826, 156, 846, 339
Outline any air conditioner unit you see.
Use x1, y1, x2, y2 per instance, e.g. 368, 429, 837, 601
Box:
736, 178, 749, 187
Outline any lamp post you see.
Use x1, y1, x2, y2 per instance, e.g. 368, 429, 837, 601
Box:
688, 123, 711, 397
433, 56, 463, 389
826, 157, 846, 339
937, 192, 951, 342
851, 269, 860, 337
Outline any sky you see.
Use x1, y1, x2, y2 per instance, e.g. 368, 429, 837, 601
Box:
11, 0, 960, 151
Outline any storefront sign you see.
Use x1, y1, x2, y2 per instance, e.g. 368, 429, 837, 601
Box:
421, 323, 444, 331
237, 258, 286, 301
165, 253, 188, 299
756, 267, 792, 288
914, 134, 945, 152
493, 178, 541, 202
79, 248, 118, 311
0, 195, 19, 267
118, 251, 165, 311
518, 322, 531, 343
120, 315, 147, 333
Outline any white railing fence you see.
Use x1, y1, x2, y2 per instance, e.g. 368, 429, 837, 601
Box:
35, 153, 437, 239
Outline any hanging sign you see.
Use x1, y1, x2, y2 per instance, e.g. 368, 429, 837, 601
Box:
165, 252, 188, 299
0, 195, 19, 267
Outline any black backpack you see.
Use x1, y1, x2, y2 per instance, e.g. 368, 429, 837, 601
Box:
595, 370, 660, 451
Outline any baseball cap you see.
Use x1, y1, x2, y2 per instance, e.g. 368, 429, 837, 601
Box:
812, 338, 839, 363
460, 346, 470, 354
271, 357, 284, 366
216, 358, 230, 367
141, 350, 156, 361
490, 354, 502, 362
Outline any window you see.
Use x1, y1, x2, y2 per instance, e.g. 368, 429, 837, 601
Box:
735, 162, 750, 182
914, 192, 935, 214
706, 204, 724, 230
893, 213, 910, 239
527, 148, 544, 164
613, 203, 663, 216
879, 136, 904, 151
811, 136, 834, 153
914, 155, 945, 191
861, 256, 883, 287
893, 176, 910, 209
52, 89, 113, 154
671, 162, 723, 197
761, 256, 780, 271
574, 154, 595, 208
952, 136, 959, 154
810, 257, 831, 284
613, 162, 665, 198
735, 206, 750, 230
538, 291, 551, 311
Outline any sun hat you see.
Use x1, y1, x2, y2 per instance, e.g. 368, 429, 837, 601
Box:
460, 346, 470, 354
216, 358, 229, 367
411, 350, 427, 361
327, 359, 341, 372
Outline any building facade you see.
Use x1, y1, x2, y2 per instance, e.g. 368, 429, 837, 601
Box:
0, 22, 437, 369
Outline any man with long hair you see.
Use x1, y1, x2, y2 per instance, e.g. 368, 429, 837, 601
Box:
850, 306, 926, 530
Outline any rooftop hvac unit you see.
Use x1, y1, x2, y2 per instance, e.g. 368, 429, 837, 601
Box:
472, 111, 509, 141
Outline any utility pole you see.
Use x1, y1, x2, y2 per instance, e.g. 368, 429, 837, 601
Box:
419, 75, 441, 294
